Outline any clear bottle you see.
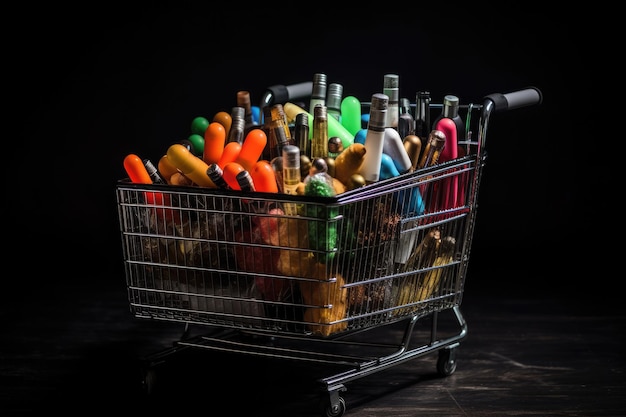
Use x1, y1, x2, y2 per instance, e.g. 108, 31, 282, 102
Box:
311, 105, 329, 161
358, 93, 388, 183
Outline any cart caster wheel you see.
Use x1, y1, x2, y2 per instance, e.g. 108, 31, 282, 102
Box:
141, 367, 158, 395
437, 347, 457, 376
322, 396, 346, 417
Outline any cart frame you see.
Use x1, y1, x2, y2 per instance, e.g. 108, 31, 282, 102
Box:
116, 87, 541, 416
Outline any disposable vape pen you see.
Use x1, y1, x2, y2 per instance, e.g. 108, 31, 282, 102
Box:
227, 106, 246, 144
383, 74, 399, 128
206, 163, 229, 189
236, 170, 256, 192
340, 95, 362, 136
311, 105, 329, 160
398, 97, 414, 139
309, 73, 327, 113
434, 118, 458, 210
403, 135, 422, 171
282, 145, 301, 215
124, 154, 152, 184
383, 127, 412, 174
326, 83, 343, 121
358, 93, 388, 183
414, 91, 431, 139
236, 128, 267, 172
203, 121, 226, 166
293, 112, 310, 158
167, 144, 216, 188
283, 102, 354, 150
251, 160, 279, 193
236, 90, 258, 133
417, 130, 446, 169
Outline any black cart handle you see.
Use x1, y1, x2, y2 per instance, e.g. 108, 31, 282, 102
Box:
478, 87, 543, 149
483, 87, 543, 113
260, 81, 313, 109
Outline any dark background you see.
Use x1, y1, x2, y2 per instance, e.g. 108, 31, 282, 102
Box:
5, 5, 619, 415
11, 6, 590, 297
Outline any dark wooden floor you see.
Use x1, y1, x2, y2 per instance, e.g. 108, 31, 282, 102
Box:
2, 276, 624, 416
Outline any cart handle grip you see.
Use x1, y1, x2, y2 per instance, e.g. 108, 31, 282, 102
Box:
260, 81, 313, 109
483, 87, 542, 113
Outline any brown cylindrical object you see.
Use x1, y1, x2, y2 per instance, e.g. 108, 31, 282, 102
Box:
417, 130, 446, 169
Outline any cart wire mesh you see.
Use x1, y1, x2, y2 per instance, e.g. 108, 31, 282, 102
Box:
117, 134, 481, 338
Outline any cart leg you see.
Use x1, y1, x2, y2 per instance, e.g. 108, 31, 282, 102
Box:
139, 324, 193, 395
141, 365, 158, 395
139, 346, 182, 396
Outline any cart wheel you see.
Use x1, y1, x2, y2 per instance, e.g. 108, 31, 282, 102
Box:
321, 396, 346, 417
141, 366, 158, 395
437, 347, 457, 376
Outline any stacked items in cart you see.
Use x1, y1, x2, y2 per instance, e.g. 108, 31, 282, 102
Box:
118, 73, 480, 337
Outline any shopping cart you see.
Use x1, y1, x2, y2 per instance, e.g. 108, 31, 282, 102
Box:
116, 86, 542, 416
